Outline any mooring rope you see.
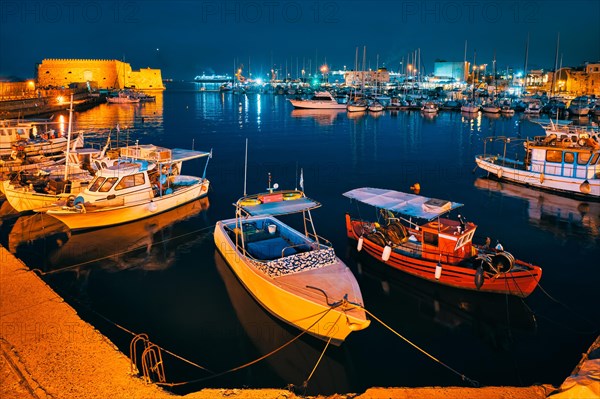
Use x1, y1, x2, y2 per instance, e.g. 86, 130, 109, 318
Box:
361, 307, 480, 387
155, 307, 336, 387
523, 269, 599, 334
302, 311, 341, 389
32, 224, 216, 276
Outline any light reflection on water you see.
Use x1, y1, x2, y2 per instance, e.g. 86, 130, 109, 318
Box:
1, 83, 599, 395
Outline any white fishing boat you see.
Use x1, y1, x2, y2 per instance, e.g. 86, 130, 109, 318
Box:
288, 91, 346, 109
475, 135, 600, 199
500, 105, 515, 116
368, 100, 384, 112
346, 99, 368, 112
481, 103, 501, 114
0, 120, 69, 159
2, 99, 110, 213
461, 101, 479, 113
43, 144, 211, 231
106, 91, 140, 104
2, 137, 111, 213
213, 181, 370, 344
421, 101, 439, 114
567, 96, 591, 116
523, 101, 542, 115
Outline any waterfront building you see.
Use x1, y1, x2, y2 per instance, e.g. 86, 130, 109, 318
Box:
36, 59, 165, 91
344, 68, 390, 86
433, 61, 469, 83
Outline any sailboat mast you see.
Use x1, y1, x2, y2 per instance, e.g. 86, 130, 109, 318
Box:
523, 33, 529, 89
551, 33, 560, 96
64, 94, 74, 181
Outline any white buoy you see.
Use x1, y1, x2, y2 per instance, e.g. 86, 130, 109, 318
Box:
357, 236, 364, 251
382, 245, 392, 261
148, 201, 157, 212
497, 169, 503, 179
435, 263, 442, 280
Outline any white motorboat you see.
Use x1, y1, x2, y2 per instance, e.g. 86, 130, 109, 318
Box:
288, 91, 346, 109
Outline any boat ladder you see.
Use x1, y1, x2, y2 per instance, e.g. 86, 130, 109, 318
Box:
129, 333, 166, 384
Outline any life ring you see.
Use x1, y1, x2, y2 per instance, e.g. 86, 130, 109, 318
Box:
282, 192, 302, 201
429, 221, 440, 229
66, 195, 76, 207
239, 198, 262, 206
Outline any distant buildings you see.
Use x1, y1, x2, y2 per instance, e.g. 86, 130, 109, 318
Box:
36, 59, 165, 91
433, 61, 469, 82
344, 68, 390, 86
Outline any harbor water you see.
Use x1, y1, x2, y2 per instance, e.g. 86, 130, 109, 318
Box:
1, 82, 598, 395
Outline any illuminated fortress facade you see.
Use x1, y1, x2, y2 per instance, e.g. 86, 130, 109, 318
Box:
37, 59, 165, 90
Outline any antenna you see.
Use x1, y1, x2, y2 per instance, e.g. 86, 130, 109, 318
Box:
243, 138, 248, 196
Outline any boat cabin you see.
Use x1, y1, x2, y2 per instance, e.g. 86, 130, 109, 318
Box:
527, 136, 600, 181
418, 218, 477, 264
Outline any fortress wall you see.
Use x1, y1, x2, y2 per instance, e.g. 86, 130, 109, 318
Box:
37, 59, 164, 90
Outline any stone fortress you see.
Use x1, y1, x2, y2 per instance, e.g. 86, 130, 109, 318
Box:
36, 59, 165, 91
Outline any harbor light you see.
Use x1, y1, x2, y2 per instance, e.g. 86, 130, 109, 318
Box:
56, 95, 65, 104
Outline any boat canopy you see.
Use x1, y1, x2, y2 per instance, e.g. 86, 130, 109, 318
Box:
164, 149, 210, 164
238, 196, 321, 216
343, 187, 463, 221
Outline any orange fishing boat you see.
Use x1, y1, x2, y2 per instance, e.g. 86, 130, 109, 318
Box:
344, 188, 542, 298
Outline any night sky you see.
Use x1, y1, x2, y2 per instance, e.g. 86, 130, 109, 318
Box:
1, 0, 599, 80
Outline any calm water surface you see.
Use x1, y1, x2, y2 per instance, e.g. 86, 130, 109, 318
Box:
2, 82, 599, 395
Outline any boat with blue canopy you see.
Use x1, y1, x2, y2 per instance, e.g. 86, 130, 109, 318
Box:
214, 183, 370, 345
344, 187, 542, 298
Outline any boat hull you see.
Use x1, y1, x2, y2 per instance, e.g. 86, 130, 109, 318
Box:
214, 216, 369, 344
2, 178, 91, 213
288, 100, 346, 110
345, 215, 542, 298
475, 156, 600, 199
45, 179, 209, 230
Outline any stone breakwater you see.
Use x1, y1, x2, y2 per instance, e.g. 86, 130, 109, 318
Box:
0, 245, 553, 399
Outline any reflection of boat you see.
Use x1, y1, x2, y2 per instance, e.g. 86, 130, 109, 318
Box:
354, 253, 537, 349
475, 135, 600, 199
474, 177, 600, 239
290, 109, 345, 125
44, 145, 211, 230
8, 212, 69, 254
214, 187, 370, 345
344, 188, 542, 297
214, 251, 351, 395
46, 197, 209, 271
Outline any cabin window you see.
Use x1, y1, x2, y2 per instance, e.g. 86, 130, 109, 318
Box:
423, 231, 438, 246
590, 153, 600, 165
564, 152, 574, 163
115, 173, 145, 190
89, 177, 106, 192
546, 150, 562, 163
578, 152, 592, 165
99, 177, 118, 192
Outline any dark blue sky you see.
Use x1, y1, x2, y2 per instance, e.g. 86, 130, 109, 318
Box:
1, 0, 599, 80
